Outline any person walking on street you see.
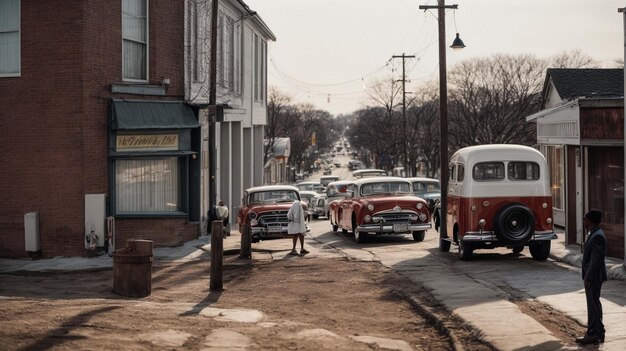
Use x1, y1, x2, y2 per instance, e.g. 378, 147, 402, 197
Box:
215, 200, 230, 237
287, 200, 309, 256
576, 209, 607, 345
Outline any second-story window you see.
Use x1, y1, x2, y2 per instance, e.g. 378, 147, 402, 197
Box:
253, 34, 266, 102
122, 0, 148, 81
0, 0, 20, 76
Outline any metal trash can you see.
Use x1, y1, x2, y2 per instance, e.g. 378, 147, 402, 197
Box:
112, 239, 153, 298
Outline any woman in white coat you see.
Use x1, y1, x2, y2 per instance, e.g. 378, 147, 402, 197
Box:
287, 200, 309, 255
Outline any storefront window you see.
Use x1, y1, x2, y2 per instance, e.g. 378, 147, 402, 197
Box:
116, 158, 180, 213
547, 146, 564, 210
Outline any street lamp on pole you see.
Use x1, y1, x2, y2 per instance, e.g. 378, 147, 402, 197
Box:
418, 1, 464, 249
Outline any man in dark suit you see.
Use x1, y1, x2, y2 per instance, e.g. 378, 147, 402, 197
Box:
576, 209, 608, 345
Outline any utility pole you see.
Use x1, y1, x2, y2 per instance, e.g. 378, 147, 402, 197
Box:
619, 7, 626, 266
419, 1, 458, 245
392, 53, 415, 177
209, 0, 218, 219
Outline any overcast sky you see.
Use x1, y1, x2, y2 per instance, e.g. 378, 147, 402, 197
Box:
244, 0, 626, 116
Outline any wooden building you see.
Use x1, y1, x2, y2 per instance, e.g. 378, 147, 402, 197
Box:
527, 68, 624, 259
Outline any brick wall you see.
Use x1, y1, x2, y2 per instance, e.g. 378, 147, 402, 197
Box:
0, 0, 197, 258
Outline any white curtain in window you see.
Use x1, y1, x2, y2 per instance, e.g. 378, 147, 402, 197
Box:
0, 0, 19, 74
116, 158, 179, 213
122, 0, 147, 80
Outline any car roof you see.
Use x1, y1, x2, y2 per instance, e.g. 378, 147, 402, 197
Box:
450, 144, 545, 165
296, 181, 321, 185
353, 168, 386, 176
299, 190, 318, 196
246, 185, 299, 193
406, 177, 440, 184
327, 180, 354, 187
354, 176, 411, 185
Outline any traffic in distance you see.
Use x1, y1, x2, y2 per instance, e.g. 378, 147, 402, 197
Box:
237, 140, 555, 261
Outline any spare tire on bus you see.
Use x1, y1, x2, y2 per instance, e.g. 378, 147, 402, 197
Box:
493, 203, 534, 246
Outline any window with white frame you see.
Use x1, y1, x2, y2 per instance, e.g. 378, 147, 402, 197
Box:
115, 158, 181, 213
192, 1, 200, 82
254, 34, 266, 102
122, 0, 148, 81
232, 21, 242, 94
0, 0, 20, 76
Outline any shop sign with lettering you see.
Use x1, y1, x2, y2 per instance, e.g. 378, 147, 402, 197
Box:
116, 134, 179, 151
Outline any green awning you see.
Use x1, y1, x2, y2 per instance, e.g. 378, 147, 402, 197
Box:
111, 100, 199, 130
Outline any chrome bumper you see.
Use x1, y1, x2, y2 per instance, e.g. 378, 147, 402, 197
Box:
250, 225, 311, 239
357, 222, 431, 234
462, 230, 557, 242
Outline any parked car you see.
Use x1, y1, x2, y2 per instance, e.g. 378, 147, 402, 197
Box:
408, 177, 440, 213
352, 169, 387, 179
309, 180, 355, 219
442, 144, 556, 260
328, 177, 431, 243
295, 181, 324, 193
237, 185, 310, 243
319, 175, 340, 188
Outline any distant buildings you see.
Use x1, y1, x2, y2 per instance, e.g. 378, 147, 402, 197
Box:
0, 0, 274, 257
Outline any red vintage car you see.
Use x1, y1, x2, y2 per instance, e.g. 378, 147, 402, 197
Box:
328, 177, 431, 243
237, 185, 309, 243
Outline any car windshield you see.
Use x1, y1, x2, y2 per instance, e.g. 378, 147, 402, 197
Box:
360, 182, 411, 196
320, 177, 339, 186
248, 190, 299, 204
413, 181, 441, 194
296, 183, 320, 191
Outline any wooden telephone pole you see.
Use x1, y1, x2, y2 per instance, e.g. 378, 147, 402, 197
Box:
392, 53, 415, 177
418, 1, 459, 244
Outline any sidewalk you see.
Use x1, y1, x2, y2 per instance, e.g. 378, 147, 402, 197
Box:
549, 232, 626, 280
2, 230, 624, 279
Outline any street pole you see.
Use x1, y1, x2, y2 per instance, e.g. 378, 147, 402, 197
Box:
209, 0, 218, 218
617, 7, 626, 266
392, 54, 415, 177
419, 1, 458, 244
209, 0, 222, 291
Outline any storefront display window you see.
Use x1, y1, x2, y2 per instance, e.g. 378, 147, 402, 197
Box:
115, 158, 180, 213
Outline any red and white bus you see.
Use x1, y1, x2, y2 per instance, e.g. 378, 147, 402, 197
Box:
441, 144, 556, 260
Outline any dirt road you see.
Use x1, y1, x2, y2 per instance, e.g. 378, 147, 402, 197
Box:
0, 250, 491, 351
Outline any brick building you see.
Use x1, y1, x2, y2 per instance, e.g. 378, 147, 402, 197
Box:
0, 0, 274, 257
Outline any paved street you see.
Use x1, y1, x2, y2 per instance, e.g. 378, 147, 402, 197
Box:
2, 158, 626, 350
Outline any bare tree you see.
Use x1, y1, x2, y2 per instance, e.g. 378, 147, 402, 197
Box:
265, 87, 298, 165
550, 49, 599, 68
407, 82, 440, 178
448, 54, 546, 151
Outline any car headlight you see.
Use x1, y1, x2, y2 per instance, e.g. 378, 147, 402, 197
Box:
248, 212, 257, 220
364, 215, 372, 223
416, 203, 424, 210
367, 204, 374, 211
418, 212, 427, 221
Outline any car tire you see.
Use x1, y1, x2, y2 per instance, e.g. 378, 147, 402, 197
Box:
412, 230, 425, 242
512, 245, 524, 254
494, 203, 535, 246
458, 240, 473, 261
353, 218, 367, 243
439, 238, 451, 252
529, 241, 551, 261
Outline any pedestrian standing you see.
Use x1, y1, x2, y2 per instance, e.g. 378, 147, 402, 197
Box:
287, 200, 309, 255
576, 209, 607, 345
215, 200, 230, 237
